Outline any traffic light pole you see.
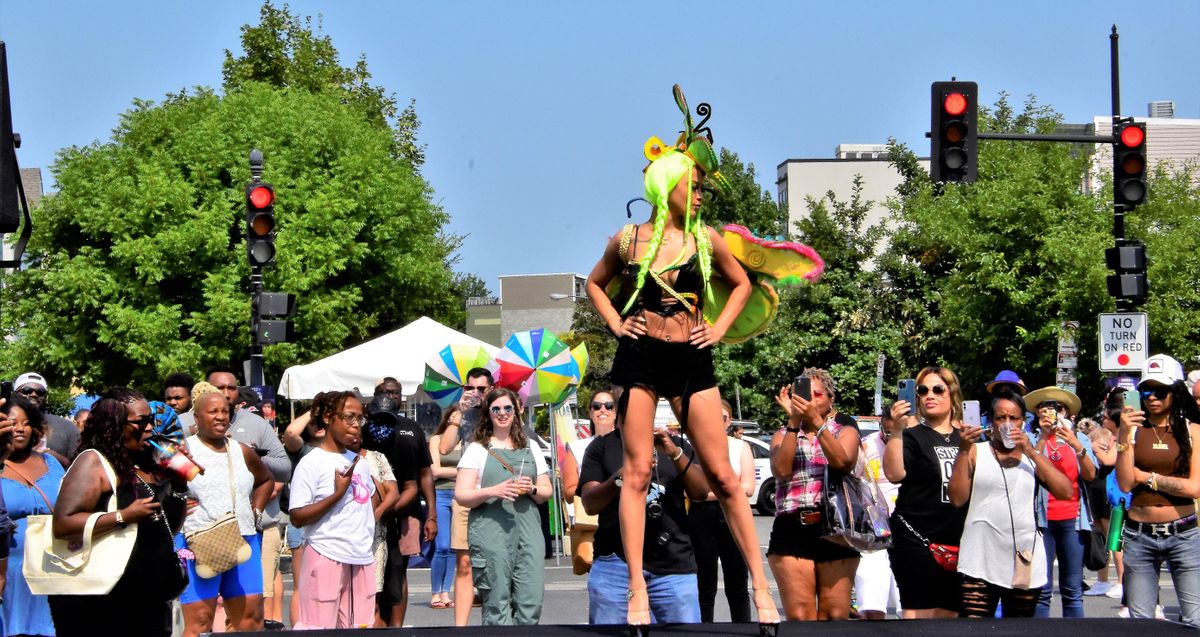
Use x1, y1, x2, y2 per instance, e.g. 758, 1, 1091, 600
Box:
248, 150, 265, 387
1109, 26, 1135, 314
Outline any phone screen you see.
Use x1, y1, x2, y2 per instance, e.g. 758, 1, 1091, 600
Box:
963, 400, 981, 428
793, 377, 812, 401
898, 379, 917, 415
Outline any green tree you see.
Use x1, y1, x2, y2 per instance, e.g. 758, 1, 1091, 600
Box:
713, 177, 901, 423
875, 93, 1200, 404
0, 6, 459, 392
707, 149, 789, 236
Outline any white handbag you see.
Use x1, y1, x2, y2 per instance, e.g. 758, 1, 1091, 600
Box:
24, 449, 138, 595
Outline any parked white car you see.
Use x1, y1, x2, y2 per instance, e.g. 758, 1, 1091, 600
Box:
742, 436, 776, 516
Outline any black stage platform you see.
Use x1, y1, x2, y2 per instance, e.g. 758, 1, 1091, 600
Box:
224, 617, 1192, 636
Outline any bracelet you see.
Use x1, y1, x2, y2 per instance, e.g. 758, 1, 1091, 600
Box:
670, 447, 684, 462
1149, 472, 1159, 491
785, 426, 801, 434
816, 423, 830, 438
1117, 442, 1129, 452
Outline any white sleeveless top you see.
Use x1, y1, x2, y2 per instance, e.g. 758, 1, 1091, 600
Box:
182, 435, 257, 535
959, 442, 1047, 589
727, 437, 745, 479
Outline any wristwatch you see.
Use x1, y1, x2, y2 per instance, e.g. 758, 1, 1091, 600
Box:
1117, 442, 1130, 452
785, 426, 802, 434
114, 510, 127, 528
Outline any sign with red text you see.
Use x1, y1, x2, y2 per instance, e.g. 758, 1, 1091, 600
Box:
1099, 313, 1148, 372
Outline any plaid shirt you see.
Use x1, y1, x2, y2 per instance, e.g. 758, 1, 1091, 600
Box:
774, 416, 842, 514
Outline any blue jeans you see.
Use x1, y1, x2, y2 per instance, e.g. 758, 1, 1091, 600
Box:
587, 554, 700, 624
1035, 519, 1085, 617
430, 489, 456, 595
1122, 524, 1200, 626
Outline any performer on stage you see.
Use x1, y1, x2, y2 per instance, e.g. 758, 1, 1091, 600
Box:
585, 85, 780, 626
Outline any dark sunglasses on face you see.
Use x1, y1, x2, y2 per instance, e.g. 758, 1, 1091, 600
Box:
490, 404, 515, 415
466, 386, 488, 393
1141, 386, 1171, 401
591, 402, 614, 411
127, 414, 155, 427
916, 385, 948, 396
18, 387, 47, 397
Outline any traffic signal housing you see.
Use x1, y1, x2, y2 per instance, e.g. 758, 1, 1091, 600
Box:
930, 81, 978, 183
1113, 121, 1147, 209
1106, 240, 1147, 305
245, 183, 276, 267
254, 292, 295, 345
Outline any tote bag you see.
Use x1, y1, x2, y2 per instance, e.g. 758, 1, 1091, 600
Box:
24, 449, 138, 595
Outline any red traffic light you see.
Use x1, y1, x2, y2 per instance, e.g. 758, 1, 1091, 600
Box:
943, 93, 968, 117
1120, 125, 1145, 148
248, 185, 274, 209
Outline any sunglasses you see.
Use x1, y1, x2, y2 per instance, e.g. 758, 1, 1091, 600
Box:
591, 402, 614, 411
1141, 387, 1171, 401
127, 414, 155, 427
17, 387, 47, 397
490, 404, 515, 416
465, 386, 488, 393
916, 385, 948, 396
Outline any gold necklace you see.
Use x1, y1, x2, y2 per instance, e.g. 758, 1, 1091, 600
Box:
1151, 424, 1171, 451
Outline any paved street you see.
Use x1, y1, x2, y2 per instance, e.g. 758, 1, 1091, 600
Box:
276, 515, 1171, 627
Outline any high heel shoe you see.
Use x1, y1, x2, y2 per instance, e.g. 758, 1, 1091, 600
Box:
754, 587, 780, 636
627, 587, 650, 635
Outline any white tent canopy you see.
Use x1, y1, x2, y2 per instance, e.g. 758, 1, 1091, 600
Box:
277, 316, 499, 399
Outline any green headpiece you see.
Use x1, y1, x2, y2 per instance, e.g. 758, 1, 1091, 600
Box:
643, 84, 730, 196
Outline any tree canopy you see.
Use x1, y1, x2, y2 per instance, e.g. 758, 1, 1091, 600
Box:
0, 2, 461, 392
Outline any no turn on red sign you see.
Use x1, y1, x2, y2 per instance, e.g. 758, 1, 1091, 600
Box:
1099, 313, 1148, 372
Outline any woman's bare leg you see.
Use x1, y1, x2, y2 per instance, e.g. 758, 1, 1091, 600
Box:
676, 387, 779, 623
620, 386, 657, 624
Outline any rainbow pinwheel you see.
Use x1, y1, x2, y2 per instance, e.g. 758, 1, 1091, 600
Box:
422, 344, 499, 409
496, 329, 577, 406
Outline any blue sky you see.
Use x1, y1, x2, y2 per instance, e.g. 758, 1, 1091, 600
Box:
2, 1, 1197, 293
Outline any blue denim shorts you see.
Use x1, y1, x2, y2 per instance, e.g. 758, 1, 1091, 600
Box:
285, 522, 305, 550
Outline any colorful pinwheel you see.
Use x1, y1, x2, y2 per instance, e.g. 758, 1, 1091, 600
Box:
495, 329, 577, 406
422, 344, 499, 409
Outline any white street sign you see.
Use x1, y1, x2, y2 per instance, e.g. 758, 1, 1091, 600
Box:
1099, 313, 1148, 372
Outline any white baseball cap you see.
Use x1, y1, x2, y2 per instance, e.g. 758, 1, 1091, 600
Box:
1139, 354, 1184, 388
13, 372, 48, 391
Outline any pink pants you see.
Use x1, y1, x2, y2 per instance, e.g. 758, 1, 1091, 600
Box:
293, 544, 376, 629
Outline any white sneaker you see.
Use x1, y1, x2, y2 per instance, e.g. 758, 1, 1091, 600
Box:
1118, 607, 1130, 618
1156, 605, 1166, 620
1105, 583, 1124, 599
1085, 581, 1113, 596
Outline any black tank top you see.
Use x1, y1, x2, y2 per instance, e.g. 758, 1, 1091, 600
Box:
615, 226, 706, 316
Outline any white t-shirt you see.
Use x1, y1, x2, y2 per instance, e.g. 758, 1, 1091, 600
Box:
459, 439, 549, 489
290, 447, 377, 565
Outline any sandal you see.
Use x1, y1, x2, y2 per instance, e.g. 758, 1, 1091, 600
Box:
754, 587, 780, 628
431, 600, 447, 609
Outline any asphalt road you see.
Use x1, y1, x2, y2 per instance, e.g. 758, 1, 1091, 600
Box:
274, 515, 1165, 628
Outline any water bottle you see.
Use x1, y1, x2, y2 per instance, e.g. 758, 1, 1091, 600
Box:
1108, 502, 1126, 552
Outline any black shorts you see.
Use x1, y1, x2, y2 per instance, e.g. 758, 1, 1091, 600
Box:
610, 336, 717, 400
766, 511, 861, 563
888, 531, 961, 612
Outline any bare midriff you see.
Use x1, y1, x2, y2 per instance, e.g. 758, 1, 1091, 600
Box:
633, 307, 701, 344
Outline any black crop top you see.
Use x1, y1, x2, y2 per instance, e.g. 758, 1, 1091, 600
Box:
614, 225, 706, 316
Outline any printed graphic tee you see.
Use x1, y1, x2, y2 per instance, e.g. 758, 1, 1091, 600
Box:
290, 447, 377, 565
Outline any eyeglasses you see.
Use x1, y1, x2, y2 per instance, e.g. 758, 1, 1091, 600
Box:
336, 413, 365, 425
17, 387, 47, 397
916, 385, 948, 396
490, 405, 515, 416
1141, 387, 1171, 401
127, 414, 155, 427
591, 402, 614, 411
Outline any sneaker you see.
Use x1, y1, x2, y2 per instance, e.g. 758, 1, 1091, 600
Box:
263, 620, 285, 631
1105, 583, 1124, 599
1156, 605, 1166, 620
1118, 607, 1130, 618
1085, 581, 1113, 596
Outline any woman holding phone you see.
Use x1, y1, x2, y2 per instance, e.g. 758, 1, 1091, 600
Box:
882, 366, 967, 618
289, 391, 377, 629
1117, 354, 1200, 626
1024, 385, 1095, 618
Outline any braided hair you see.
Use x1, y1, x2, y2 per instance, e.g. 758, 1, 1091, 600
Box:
621, 151, 714, 314
78, 387, 147, 483
1166, 382, 1200, 477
